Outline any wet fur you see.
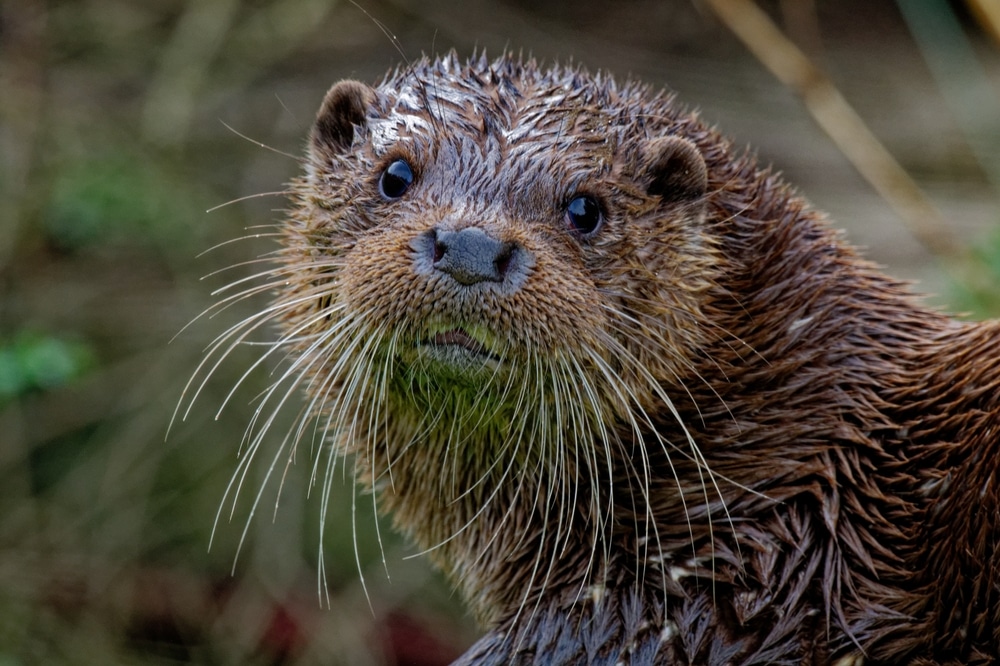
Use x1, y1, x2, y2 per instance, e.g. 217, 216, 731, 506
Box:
200, 54, 1000, 664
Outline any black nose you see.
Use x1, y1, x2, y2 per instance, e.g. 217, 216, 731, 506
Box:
428, 227, 522, 286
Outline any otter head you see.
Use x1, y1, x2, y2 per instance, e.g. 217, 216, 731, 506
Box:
279, 55, 717, 620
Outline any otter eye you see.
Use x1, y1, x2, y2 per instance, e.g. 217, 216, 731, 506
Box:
565, 195, 603, 235
379, 159, 414, 199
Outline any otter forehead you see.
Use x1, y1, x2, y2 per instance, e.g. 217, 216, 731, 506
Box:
368, 70, 629, 206
375, 61, 613, 135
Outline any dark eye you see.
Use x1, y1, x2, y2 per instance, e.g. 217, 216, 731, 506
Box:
379, 159, 414, 199
565, 195, 603, 235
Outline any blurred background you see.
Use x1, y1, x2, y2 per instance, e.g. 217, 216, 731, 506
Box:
1, 1, 998, 664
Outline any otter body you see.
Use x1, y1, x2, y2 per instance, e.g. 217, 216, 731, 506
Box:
247, 54, 1000, 664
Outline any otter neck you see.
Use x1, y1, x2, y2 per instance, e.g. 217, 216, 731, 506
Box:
356, 387, 617, 624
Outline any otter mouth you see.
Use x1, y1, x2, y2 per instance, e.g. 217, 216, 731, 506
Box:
419, 325, 500, 369
431, 328, 492, 356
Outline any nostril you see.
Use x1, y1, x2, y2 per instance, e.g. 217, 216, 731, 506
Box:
494, 242, 515, 279
433, 236, 447, 263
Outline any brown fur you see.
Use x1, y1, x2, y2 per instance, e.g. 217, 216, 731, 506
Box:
225, 53, 1000, 664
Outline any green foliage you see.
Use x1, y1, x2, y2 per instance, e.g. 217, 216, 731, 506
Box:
45, 152, 164, 250
40, 141, 213, 262
0, 332, 95, 404
949, 225, 1000, 319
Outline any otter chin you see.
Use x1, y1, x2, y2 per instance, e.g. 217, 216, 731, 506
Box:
205, 53, 1000, 664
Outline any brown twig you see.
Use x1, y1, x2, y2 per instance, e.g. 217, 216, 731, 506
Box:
701, 0, 964, 260
966, 0, 1000, 46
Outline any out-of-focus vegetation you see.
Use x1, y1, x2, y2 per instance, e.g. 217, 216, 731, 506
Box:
951, 227, 1000, 317
0, 1, 997, 664
2, 2, 470, 664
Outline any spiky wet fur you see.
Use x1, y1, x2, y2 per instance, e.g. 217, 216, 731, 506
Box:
195, 53, 1000, 664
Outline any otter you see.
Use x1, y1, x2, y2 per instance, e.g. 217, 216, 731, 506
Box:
203, 53, 1000, 664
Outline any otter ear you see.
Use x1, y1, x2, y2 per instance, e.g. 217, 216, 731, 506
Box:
641, 135, 708, 203
310, 80, 376, 157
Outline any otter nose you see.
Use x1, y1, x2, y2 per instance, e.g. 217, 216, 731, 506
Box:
430, 227, 519, 286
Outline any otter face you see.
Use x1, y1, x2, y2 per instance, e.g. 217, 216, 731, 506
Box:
265, 55, 721, 617
294, 58, 712, 396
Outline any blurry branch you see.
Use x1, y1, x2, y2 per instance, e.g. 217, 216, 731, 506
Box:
226, 0, 341, 76
0, 1, 47, 270
897, 1, 1000, 197
142, 0, 242, 145
778, 0, 823, 57
966, 0, 1000, 46
143, 0, 339, 146
701, 0, 964, 261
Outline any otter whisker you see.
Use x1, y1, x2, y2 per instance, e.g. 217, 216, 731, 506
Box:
184, 271, 335, 366
282, 312, 382, 499
215, 306, 354, 423
576, 386, 616, 601
315, 320, 391, 599
206, 192, 293, 213
170, 263, 288, 346
205, 261, 299, 297
612, 343, 756, 590
548, 354, 578, 556
349, 458, 375, 612
410, 429, 530, 592
504, 384, 556, 641
373, 329, 400, 492
596, 299, 721, 426
577, 346, 673, 603
212, 340, 335, 567
362, 326, 395, 578
182, 276, 338, 400
550, 352, 610, 610
194, 224, 285, 259
407, 362, 537, 562
219, 119, 305, 163
173, 295, 301, 431
596, 325, 766, 508
441, 344, 524, 503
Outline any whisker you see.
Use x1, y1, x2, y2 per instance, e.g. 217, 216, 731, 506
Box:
220, 119, 305, 162
206, 191, 293, 214
195, 225, 285, 258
